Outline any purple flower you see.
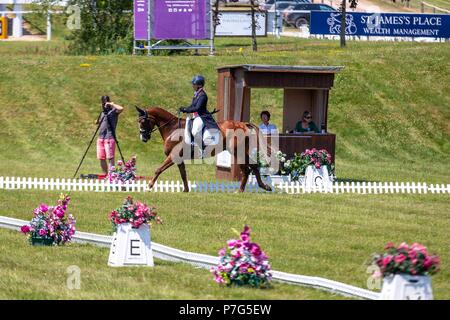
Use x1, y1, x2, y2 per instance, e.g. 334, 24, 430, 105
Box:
20, 225, 30, 234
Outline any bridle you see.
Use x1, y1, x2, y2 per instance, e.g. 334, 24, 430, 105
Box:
138, 111, 179, 140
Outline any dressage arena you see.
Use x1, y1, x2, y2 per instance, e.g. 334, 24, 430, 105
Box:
0, 11, 449, 300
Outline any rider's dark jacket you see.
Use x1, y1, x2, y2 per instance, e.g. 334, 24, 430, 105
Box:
181, 89, 219, 130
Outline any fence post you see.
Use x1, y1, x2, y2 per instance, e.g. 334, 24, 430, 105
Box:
421, 2, 424, 13
295, 181, 300, 194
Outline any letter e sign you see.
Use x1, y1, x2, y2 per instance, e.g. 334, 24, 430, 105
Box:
130, 239, 141, 256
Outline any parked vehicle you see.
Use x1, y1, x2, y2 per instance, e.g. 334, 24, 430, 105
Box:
283, 3, 336, 28
259, 0, 311, 11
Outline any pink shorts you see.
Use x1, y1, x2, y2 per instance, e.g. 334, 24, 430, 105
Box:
97, 138, 116, 160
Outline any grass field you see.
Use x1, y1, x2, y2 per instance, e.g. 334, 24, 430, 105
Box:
0, 228, 348, 299
0, 190, 449, 299
0, 25, 449, 299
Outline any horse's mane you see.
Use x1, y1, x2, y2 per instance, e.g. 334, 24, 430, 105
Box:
147, 107, 176, 119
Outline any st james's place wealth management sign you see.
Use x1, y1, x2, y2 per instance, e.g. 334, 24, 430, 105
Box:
310, 11, 450, 38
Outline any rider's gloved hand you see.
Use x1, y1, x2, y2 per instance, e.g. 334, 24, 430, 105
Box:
179, 107, 187, 113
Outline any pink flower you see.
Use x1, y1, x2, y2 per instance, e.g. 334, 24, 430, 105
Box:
397, 242, 409, 251
250, 243, 262, 256
408, 250, 417, 260
227, 239, 239, 249
372, 270, 382, 279
384, 242, 395, 250
214, 275, 225, 284
218, 248, 226, 256
394, 254, 407, 265
54, 208, 65, 219
38, 229, 47, 236
423, 256, 433, 269
39, 204, 48, 213
117, 160, 123, 166
20, 225, 30, 234
382, 255, 393, 267
411, 243, 427, 255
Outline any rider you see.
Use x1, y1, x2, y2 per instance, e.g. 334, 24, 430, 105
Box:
179, 75, 219, 157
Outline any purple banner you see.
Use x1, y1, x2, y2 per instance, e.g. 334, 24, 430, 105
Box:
134, 0, 149, 40
152, 0, 208, 40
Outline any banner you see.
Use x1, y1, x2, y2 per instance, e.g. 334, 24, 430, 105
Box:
310, 11, 450, 38
134, 0, 149, 40
215, 11, 267, 37
152, 0, 209, 40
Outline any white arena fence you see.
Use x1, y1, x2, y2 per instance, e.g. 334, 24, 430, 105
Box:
0, 215, 380, 300
0, 176, 449, 194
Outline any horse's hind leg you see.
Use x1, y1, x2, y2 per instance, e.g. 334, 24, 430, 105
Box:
148, 156, 174, 190
239, 164, 251, 193
177, 162, 189, 192
250, 164, 272, 192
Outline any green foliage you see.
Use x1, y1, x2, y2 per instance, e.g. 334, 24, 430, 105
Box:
67, 0, 134, 54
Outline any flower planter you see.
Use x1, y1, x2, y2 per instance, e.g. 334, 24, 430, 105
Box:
31, 237, 54, 246
304, 165, 333, 189
108, 223, 154, 267
380, 274, 433, 300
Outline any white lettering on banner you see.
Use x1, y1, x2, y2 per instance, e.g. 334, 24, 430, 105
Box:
413, 16, 442, 26
361, 15, 411, 26
361, 15, 442, 27
363, 27, 391, 35
136, 0, 146, 13
393, 28, 439, 36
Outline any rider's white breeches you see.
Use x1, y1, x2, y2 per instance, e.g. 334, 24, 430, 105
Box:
192, 116, 204, 142
184, 115, 204, 146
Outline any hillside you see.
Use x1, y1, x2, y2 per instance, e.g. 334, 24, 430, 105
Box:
0, 37, 448, 183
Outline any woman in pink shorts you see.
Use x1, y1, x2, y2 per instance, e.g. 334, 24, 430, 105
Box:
95, 96, 124, 174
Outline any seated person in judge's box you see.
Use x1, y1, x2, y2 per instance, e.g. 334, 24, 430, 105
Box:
258, 110, 278, 134
294, 111, 320, 133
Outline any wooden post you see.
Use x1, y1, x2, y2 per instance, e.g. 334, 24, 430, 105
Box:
250, 0, 257, 52
421, 2, 425, 13
340, 0, 346, 48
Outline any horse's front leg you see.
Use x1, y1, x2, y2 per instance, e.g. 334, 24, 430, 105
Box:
148, 156, 174, 190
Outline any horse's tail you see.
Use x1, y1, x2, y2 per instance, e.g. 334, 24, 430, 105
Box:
245, 123, 269, 166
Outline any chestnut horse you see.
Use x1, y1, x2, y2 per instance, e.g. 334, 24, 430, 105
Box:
136, 106, 272, 192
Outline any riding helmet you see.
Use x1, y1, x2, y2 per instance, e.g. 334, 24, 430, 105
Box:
191, 75, 205, 86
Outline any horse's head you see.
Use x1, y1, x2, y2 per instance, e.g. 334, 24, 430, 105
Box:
136, 106, 153, 143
